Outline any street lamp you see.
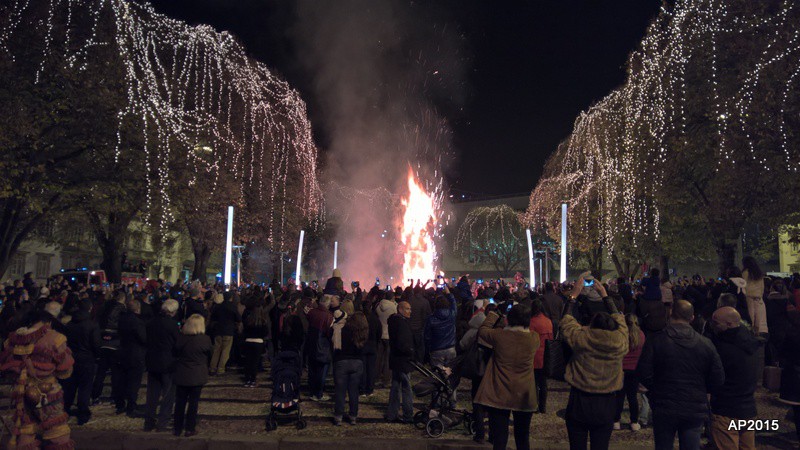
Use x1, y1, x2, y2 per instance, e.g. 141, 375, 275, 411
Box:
560, 203, 568, 283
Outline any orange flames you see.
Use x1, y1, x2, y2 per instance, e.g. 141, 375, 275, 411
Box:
400, 168, 437, 283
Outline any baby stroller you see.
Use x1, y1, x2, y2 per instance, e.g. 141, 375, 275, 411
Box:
410, 360, 474, 438
265, 350, 307, 430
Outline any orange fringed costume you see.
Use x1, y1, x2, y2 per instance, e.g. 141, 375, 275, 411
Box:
0, 322, 75, 450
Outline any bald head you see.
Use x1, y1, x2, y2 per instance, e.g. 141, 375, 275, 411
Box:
398, 301, 411, 318
670, 300, 694, 324
711, 306, 741, 334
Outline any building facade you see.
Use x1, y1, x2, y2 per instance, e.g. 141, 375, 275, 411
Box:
2, 221, 203, 284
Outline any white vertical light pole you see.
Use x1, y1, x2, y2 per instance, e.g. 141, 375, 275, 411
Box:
538, 257, 543, 289
333, 241, 338, 270
295, 230, 305, 285
560, 203, 568, 283
526, 229, 535, 288
224, 206, 234, 289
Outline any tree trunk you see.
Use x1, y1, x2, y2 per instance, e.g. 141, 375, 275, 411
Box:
98, 235, 124, 283
715, 239, 737, 277
90, 210, 135, 284
659, 255, 670, 280
191, 241, 211, 283
610, 252, 627, 279
588, 246, 603, 279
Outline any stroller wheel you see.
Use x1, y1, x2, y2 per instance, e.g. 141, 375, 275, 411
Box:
265, 417, 277, 432
464, 416, 475, 435
413, 411, 428, 430
425, 418, 445, 438
296, 419, 307, 430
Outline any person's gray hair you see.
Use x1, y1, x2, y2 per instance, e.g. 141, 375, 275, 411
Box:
319, 295, 332, 309
44, 301, 62, 318
182, 314, 206, 335
162, 299, 179, 315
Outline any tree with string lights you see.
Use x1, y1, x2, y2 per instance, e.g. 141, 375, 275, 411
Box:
456, 205, 528, 278
525, 0, 800, 276
0, 0, 323, 280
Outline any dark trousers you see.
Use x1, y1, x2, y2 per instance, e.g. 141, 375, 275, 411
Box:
793, 405, 800, 442
652, 412, 704, 450
92, 348, 121, 400
360, 352, 377, 395
376, 339, 391, 385
308, 360, 330, 398
470, 376, 486, 439
63, 360, 95, 423
145, 372, 175, 429
486, 406, 533, 450
333, 359, 363, 418
243, 341, 265, 383
117, 365, 144, 413
412, 332, 425, 362
534, 368, 547, 413
174, 385, 203, 433
615, 370, 640, 423
566, 419, 613, 450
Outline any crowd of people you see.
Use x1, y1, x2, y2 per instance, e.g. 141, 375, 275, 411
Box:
0, 258, 798, 450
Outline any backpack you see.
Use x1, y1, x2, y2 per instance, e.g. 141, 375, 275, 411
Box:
459, 335, 486, 379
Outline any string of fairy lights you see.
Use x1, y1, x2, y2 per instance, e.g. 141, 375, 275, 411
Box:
523, 0, 800, 255
1, 0, 322, 250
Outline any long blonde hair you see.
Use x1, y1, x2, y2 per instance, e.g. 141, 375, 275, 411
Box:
625, 314, 641, 349
182, 313, 206, 335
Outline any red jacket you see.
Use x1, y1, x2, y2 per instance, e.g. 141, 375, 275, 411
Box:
622, 330, 646, 371
307, 307, 332, 335
529, 314, 553, 370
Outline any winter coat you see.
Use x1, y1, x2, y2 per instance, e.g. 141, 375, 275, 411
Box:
660, 281, 674, 304
765, 292, 791, 342
474, 312, 539, 412
529, 314, 553, 370
542, 292, 565, 323
622, 330, 646, 371
709, 325, 759, 419
637, 299, 667, 334
641, 276, 662, 301
306, 307, 333, 361
174, 333, 212, 386
64, 310, 102, 365
388, 313, 414, 373
424, 293, 457, 352
779, 312, 800, 404
459, 311, 487, 352
561, 313, 628, 393
408, 294, 432, 333
334, 324, 363, 362
209, 301, 241, 337
99, 301, 125, 349
637, 323, 725, 421
145, 314, 180, 373
363, 310, 381, 356
118, 311, 147, 369
180, 298, 208, 323
377, 299, 397, 340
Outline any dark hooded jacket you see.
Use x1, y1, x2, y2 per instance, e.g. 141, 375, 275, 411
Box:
64, 310, 102, 365
641, 275, 662, 301
709, 325, 759, 418
424, 293, 457, 353
637, 323, 725, 421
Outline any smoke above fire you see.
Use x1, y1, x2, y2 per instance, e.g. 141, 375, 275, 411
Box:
291, 0, 467, 284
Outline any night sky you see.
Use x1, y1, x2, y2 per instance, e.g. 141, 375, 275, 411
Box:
147, 0, 661, 197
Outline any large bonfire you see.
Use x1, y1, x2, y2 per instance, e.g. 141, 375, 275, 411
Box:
400, 168, 438, 283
